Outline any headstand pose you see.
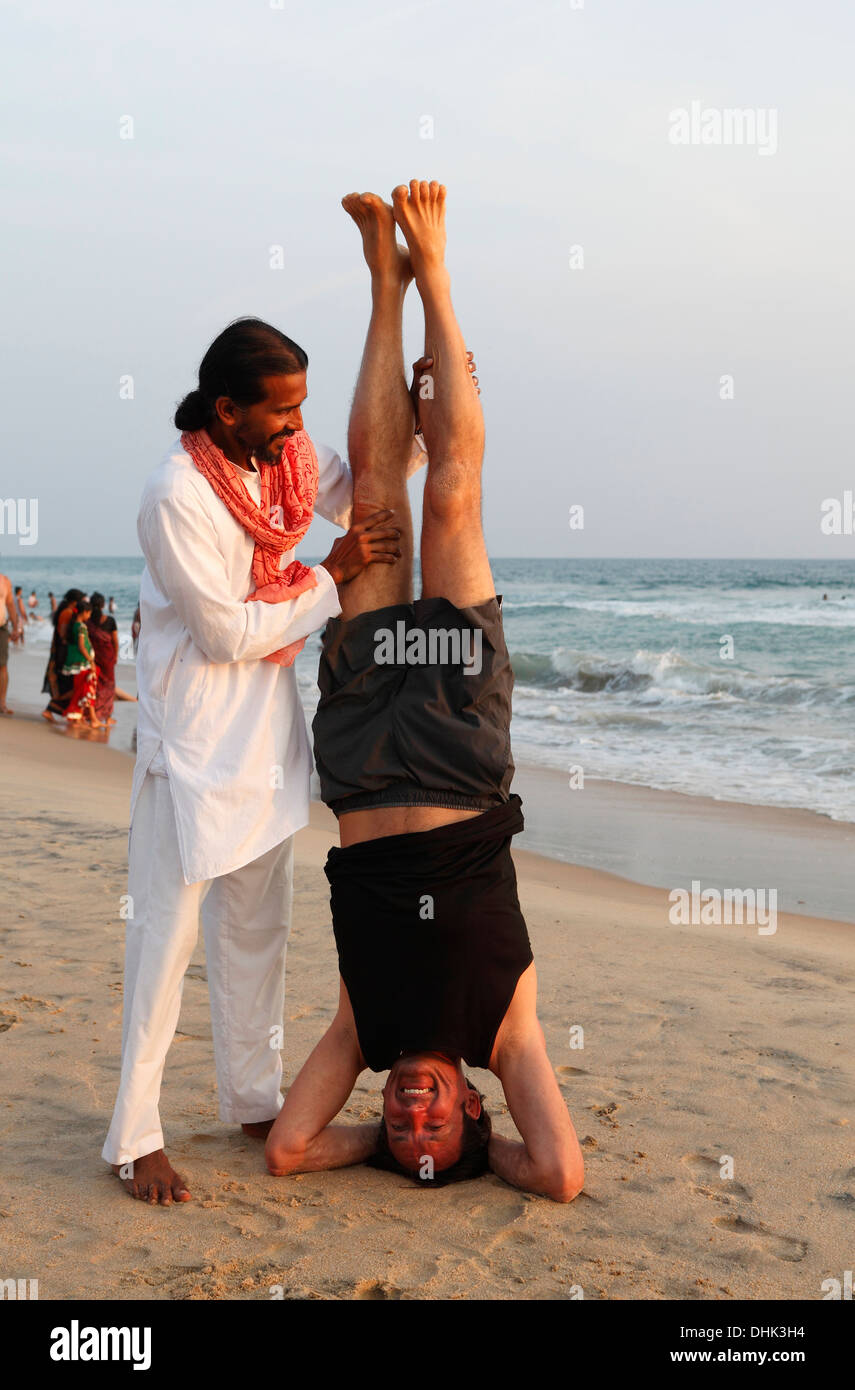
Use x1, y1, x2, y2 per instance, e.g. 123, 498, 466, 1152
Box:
266, 182, 584, 1199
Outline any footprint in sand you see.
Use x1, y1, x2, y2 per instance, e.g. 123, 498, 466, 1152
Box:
713, 1214, 807, 1263
593, 1101, 620, 1127
556, 1065, 587, 1076
823, 1165, 855, 1211
353, 1279, 402, 1300
681, 1153, 751, 1199
0, 1010, 18, 1033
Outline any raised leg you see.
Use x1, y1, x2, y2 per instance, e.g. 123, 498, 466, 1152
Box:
392, 180, 494, 608
339, 193, 417, 620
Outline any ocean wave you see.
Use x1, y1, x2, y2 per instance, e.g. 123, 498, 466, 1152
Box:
549, 597, 855, 628
511, 646, 855, 708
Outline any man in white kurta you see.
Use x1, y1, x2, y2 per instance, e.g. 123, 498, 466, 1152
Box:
102, 430, 426, 1195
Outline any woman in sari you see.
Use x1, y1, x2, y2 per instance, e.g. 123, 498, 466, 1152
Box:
63, 596, 99, 725
42, 588, 85, 721
86, 591, 119, 725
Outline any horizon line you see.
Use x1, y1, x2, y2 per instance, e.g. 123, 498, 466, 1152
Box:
4, 554, 855, 564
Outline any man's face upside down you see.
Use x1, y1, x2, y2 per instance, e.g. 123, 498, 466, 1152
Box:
381, 1052, 483, 1173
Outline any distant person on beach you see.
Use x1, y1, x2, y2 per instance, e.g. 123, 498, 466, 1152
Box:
14, 586, 28, 642
42, 588, 85, 721
49, 591, 57, 614
265, 184, 584, 1201
86, 591, 119, 726
108, 596, 117, 615
0, 569, 23, 716
103, 310, 429, 1204
27, 589, 40, 616
63, 596, 100, 726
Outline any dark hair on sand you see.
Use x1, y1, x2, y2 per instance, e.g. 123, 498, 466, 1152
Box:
366, 1079, 492, 1188
173, 318, 309, 431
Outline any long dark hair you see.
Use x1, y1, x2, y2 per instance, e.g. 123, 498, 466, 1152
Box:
53, 589, 84, 629
173, 318, 309, 431
89, 591, 106, 625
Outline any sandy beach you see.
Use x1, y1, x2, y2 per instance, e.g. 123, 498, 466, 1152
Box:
1, 712, 852, 1301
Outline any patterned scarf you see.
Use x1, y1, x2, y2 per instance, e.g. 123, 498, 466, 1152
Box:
181, 427, 319, 666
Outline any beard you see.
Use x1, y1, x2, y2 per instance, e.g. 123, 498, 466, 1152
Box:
237, 427, 295, 467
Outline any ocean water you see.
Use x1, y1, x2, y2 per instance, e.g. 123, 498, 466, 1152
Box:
9, 556, 855, 824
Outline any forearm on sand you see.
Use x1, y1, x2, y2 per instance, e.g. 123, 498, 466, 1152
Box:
267, 1122, 380, 1176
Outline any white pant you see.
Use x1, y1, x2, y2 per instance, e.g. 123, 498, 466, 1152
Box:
102, 772, 294, 1165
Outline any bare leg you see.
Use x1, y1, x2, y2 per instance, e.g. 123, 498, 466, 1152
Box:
339, 193, 417, 621
0, 664, 11, 714
391, 181, 493, 608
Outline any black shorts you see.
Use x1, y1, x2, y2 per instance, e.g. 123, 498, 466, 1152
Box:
312, 594, 515, 817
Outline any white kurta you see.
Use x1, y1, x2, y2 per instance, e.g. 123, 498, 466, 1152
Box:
133, 435, 426, 884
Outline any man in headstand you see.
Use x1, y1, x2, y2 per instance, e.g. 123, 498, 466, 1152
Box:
265, 181, 584, 1200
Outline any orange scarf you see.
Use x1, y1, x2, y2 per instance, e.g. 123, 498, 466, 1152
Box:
181, 427, 319, 666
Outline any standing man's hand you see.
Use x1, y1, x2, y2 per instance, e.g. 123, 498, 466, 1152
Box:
409, 349, 479, 435
320, 509, 402, 586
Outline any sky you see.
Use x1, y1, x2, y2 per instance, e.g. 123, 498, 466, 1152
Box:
2, 0, 854, 558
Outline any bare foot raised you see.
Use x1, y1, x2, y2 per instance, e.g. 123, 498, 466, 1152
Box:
111, 1148, 191, 1205
391, 180, 448, 287
342, 192, 412, 289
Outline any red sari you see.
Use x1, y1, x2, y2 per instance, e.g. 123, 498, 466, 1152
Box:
86, 615, 118, 721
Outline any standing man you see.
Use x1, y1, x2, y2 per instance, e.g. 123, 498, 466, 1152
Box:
0, 569, 23, 715
103, 316, 426, 1204
13, 586, 28, 643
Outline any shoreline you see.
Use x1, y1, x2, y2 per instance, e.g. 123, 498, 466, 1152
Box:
4, 642, 854, 925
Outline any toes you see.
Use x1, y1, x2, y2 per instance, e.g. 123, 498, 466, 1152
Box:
409, 179, 421, 203
172, 1173, 191, 1201
392, 184, 409, 206
419, 180, 430, 202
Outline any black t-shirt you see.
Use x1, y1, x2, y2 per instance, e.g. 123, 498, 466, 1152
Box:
326, 796, 533, 1071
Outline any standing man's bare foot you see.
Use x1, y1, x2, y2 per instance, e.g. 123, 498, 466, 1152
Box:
391, 180, 448, 287
241, 1119, 276, 1139
111, 1148, 191, 1205
341, 192, 412, 289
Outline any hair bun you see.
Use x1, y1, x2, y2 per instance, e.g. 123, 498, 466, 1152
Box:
174, 387, 210, 431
